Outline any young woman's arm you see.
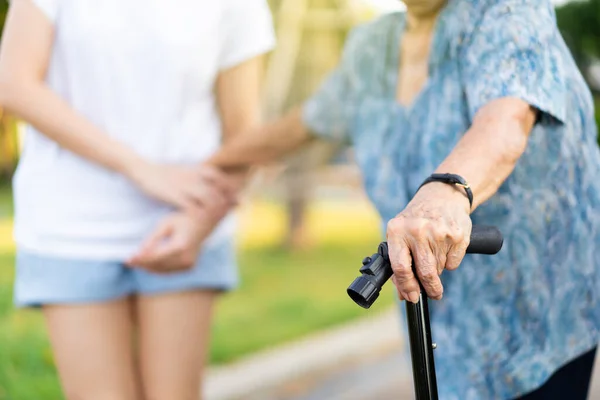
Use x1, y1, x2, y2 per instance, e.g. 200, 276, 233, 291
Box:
0, 0, 232, 211
129, 56, 269, 271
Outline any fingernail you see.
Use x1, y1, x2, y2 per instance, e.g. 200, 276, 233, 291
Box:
408, 291, 420, 304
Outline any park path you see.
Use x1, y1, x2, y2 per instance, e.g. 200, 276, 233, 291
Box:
243, 347, 600, 400
206, 307, 600, 400
244, 349, 413, 400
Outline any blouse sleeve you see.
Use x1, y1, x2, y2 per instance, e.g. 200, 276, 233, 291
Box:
460, 1, 567, 125
301, 27, 363, 144
218, 0, 276, 70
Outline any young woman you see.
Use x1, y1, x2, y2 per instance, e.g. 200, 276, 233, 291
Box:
0, 1, 274, 399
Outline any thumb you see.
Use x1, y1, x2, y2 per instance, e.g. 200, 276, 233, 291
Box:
127, 220, 174, 265
197, 165, 238, 196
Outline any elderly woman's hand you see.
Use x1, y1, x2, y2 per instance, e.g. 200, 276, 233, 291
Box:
387, 182, 472, 303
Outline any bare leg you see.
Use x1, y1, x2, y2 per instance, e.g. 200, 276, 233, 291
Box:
136, 290, 217, 400
43, 298, 140, 400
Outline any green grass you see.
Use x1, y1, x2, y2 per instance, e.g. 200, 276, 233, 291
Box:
0, 183, 394, 399
0, 254, 62, 399
0, 182, 10, 219
210, 243, 395, 364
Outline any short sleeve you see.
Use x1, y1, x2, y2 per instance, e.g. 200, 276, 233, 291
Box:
218, 0, 276, 70
302, 28, 362, 144
20, 0, 59, 22
460, 1, 567, 125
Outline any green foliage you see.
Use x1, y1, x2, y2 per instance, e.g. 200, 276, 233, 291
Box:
556, 0, 600, 70
210, 243, 393, 364
555, 1, 600, 145
0, 1, 7, 35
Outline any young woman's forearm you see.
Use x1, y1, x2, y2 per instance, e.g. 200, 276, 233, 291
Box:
208, 107, 312, 170
0, 80, 146, 177
428, 98, 536, 211
0, 2, 146, 177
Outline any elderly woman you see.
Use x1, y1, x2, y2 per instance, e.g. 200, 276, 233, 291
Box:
206, 0, 600, 398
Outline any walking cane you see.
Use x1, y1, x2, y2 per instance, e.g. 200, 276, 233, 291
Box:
347, 225, 503, 400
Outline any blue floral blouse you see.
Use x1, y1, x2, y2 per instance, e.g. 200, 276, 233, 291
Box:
303, 0, 600, 399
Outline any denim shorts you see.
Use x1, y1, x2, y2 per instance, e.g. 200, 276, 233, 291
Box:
13, 239, 238, 308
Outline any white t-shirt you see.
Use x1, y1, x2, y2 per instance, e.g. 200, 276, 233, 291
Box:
13, 0, 275, 259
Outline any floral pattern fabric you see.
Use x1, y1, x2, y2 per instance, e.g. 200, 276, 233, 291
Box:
303, 1, 600, 398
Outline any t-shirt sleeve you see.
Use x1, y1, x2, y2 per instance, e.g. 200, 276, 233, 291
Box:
302, 27, 362, 144
460, 1, 567, 125
218, 0, 276, 70
19, 0, 59, 22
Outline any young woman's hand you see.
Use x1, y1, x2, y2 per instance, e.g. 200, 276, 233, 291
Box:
125, 174, 238, 273
125, 212, 212, 273
127, 162, 239, 213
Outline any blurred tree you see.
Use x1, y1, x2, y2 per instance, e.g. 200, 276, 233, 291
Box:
0, 1, 7, 31
555, 0, 600, 141
0, 0, 19, 180
555, 0, 600, 92
263, 0, 372, 250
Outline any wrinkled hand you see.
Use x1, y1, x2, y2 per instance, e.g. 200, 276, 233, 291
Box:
128, 162, 238, 213
387, 183, 472, 303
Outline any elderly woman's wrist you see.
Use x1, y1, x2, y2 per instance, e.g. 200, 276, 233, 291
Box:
415, 182, 472, 214
419, 173, 473, 208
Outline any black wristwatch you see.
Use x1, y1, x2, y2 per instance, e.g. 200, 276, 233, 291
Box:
418, 173, 473, 210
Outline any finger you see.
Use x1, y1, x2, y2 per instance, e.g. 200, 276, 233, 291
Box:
127, 221, 174, 266
430, 240, 447, 276
135, 241, 185, 272
145, 219, 198, 263
444, 224, 470, 271
205, 185, 229, 207
151, 237, 187, 260
412, 239, 444, 300
139, 255, 180, 274
168, 189, 203, 213
168, 187, 209, 215
387, 218, 421, 304
445, 242, 468, 271
131, 219, 188, 269
135, 226, 187, 267
197, 166, 238, 196
140, 216, 202, 273
387, 239, 421, 304
186, 184, 229, 209
142, 249, 195, 274
390, 276, 407, 302
167, 192, 191, 211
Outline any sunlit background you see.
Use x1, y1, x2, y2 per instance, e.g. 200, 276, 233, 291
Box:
0, 0, 599, 399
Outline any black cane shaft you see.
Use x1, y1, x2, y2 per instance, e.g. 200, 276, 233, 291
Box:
406, 290, 438, 400
403, 226, 502, 400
